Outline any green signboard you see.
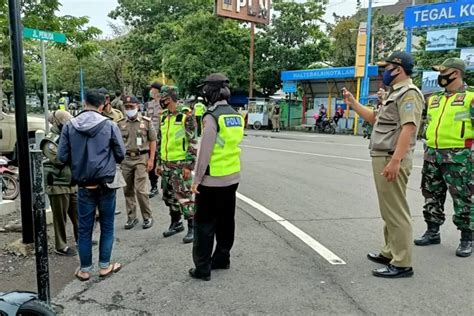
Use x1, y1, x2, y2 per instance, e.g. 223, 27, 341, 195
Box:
23, 27, 66, 44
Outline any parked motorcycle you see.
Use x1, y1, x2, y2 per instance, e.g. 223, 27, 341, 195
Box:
0, 156, 20, 200
315, 116, 336, 134
0, 291, 56, 315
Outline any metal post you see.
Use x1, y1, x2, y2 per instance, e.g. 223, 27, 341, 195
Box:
30, 149, 50, 303
35, 130, 49, 210
249, 22, 255, 98
40, 41, 49, 133
80, 65, 85, 104
288, 93, 291, 130
406, 0, 415, 52
361, 0, 373, 105
8, 0, 34, 244
0, 173, 3, 203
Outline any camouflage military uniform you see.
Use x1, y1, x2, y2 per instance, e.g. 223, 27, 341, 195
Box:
158, 106, 197, 220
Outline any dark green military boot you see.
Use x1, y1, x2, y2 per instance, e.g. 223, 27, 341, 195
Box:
456, 231, 472, 258
182, 219, 194, 244
163, 220, 184, 238
414, 222, 441, 246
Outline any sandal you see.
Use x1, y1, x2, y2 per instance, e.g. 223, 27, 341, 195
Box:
99, 262, 122, 278
75, 268, 90, 282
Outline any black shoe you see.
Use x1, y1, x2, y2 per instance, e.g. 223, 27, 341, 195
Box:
456, 231, 472, 257
414, 223, 440, 246
143, 218, 154, 230
163, 221, 184, 238
182, 219, 194, 244
372, 265, 414, 278
367, 252, 391, 265
188, 268, 210, 281
55, 247, 77, 257
211, 262, 230, 270
148, 187, 159, 198
124, 218, 139, 230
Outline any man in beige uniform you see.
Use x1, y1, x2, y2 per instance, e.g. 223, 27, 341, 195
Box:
343, 52, 424, 278
147, 82, 162, 198
119, 96, 157, 230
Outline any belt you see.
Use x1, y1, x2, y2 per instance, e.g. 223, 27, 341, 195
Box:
126, 150, 149, 158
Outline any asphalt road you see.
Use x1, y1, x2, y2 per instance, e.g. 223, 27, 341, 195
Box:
54, 130, 473, 315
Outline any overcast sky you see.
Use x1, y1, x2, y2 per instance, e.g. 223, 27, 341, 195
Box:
58, 0, 399, 37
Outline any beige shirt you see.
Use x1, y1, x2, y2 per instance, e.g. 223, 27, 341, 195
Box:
118, 114, 157, 153
147, 99, 162, 131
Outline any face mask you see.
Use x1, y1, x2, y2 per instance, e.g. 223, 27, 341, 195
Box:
437, 72, 457, 88
382, 68, 399, 86
126, 109, 138, 118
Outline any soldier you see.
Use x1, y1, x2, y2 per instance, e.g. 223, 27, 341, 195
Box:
111, 90, 125, 114
119, 96, 157, 230
414, 58, 473, 257
147, 82, 162, 198
194, 97, 206, 137
41, 110, 78, 256
343, 51, 424, 278
271, 103, 281, 132
155, 85, 197, 244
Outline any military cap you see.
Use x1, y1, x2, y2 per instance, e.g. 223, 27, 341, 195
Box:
122, 95, 140, 105
432, 58, 466, 73
160, 85, 179, 101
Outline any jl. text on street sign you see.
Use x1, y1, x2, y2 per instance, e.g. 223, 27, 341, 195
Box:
23, 27, 67, 43
404, 0, 474, 29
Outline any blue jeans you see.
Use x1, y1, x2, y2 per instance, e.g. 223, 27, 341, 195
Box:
77, 186, 117, 272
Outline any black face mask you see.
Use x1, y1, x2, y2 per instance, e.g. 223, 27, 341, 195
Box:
160, 99, 168, 109
437, 72, 457, 88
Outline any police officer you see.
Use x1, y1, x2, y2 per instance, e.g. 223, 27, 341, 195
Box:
271, 103, 281, 132
119, 96, 157, 230
194, 97, 206, 137
414, 58, 473, 257
58, 92, 68, 111
343, 51, 424, 278
41, 110, 78, 256
155, 85, 197, 244
147, 82, 162, 198
189, 74, 244, 281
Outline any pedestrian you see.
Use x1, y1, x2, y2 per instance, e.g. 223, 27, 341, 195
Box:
271, 103, 281, 132
155, 85, 197, 244
119, 96, 157, 230
189, 73, 244, 281
333, 105, 344, 125
194, 97, 207, 137
343, 51, 424, 278
111, 90, 125, 114
41, 110, 78, 257
58, 89, 126, 281
147, 82, 162, 198
414, 58, 473, 257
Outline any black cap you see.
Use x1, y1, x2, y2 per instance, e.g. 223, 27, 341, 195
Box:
150, 82, 162, 90
98, 87, 109, 95
122, 95, 139, 105
377, 51, 414, 74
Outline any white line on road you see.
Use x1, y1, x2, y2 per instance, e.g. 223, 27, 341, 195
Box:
242, 145, 423, 169
237, 192, 346, 265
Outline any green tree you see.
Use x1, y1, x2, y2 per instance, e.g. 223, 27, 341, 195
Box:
254, 0, 331, 96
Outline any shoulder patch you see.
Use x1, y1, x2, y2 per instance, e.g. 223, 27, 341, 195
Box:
404, 103, 414, 111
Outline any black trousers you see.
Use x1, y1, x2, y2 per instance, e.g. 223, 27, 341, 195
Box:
196, 116, 203, 137
193, 183, 239, 275
148, 154, 158, 189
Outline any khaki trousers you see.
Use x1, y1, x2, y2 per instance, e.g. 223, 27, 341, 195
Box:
122, 155, 152, 221
272, 114, 280, 130
371, 156, 413, 267
49, 193, 78, 251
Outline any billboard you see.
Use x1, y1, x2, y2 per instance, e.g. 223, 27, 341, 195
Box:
460, 48, 474, 70
426, 29, 458, 51
215, 0, 271, 24
422, 71, 442, 94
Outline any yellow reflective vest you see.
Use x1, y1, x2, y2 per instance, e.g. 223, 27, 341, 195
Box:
426, 89, 473, 149
194, 102, 206, 117
160, 110, 189, 162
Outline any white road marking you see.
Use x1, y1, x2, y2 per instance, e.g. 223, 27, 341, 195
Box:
247, 132, 330, 139
237, 192, 346, 265
241, 144, 423, 169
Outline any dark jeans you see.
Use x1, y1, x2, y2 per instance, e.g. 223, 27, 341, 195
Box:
77, 186, 117, 272
192, 183, 239, 275
148, 155, 159, 189
196, 116, 203, 137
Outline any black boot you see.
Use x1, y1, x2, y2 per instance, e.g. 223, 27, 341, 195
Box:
163, 219, 184, 238
456, 231, 472, 257
183, 219, 194, 244
414, 222, 440, 246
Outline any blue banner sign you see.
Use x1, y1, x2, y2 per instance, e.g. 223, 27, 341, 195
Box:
282, 81, 297, 93
404, 0, 474, 29
281, 66, 379, 82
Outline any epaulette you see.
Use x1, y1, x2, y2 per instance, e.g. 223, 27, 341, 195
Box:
141, 116, 151, 122
466, 86, 474, 92
178, 106, 192, 114
117, 117, 126, 123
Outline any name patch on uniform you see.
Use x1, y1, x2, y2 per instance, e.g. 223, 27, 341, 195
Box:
224, 117, 242, 127
451, 93, 465, 106
140, 123, 145, 129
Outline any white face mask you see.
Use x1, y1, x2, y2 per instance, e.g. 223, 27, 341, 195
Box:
126, 109, 138, 118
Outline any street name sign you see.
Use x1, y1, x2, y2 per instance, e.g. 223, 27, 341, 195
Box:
23, 27, 66, 44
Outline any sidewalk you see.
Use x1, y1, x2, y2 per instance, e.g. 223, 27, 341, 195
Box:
54, 195, 360, 315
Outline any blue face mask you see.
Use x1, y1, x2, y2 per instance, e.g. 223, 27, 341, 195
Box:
382, 68, 399, 86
